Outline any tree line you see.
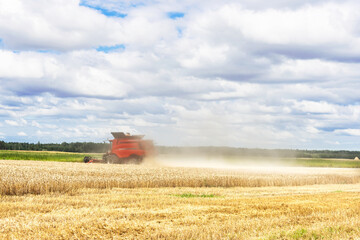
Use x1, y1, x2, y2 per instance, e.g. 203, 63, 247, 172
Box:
157, 146, 360, 159
0, 141, 109, 153
0, 141, 359, 158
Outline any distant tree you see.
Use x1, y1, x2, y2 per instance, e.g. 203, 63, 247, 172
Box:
0, 141, 5, 149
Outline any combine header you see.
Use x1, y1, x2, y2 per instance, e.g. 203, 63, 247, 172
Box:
84, 132, 154, 164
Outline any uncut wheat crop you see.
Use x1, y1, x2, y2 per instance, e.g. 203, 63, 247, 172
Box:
1, 160, 360, 196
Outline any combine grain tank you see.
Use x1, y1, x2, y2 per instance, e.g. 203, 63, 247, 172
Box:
84, 132, 154, 164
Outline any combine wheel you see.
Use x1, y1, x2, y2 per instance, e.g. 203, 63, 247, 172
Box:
137, 156, 144, 164
105, 154, 119, 164
128, 155, 143, 165
83, 156, 92, 163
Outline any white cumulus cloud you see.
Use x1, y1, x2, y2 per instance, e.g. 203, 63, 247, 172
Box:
0, 0, 360, 149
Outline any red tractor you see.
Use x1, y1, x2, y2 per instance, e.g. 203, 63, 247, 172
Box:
84, 132, 154, 164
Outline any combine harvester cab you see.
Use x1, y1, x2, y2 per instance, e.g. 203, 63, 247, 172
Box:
85, 132, 154, 164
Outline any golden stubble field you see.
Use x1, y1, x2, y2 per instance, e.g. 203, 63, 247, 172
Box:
1, 160, 360, 239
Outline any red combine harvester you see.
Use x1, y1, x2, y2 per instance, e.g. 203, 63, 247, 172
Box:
84, 132, 154, 164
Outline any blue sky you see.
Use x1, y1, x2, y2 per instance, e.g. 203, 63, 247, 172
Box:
1, 0, 360, 149
167, 12, 185, 19
79, 1, 128, 18
96, 44, 125, 53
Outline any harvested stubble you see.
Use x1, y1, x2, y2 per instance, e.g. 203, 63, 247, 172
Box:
1, 160, 360, 196
1, 185, 360, 239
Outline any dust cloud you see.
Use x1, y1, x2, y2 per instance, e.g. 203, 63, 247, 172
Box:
147, 154, 360, 176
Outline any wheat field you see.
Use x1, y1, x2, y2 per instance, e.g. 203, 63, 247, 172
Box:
1, 160, 360, 195
1, 160, 360, 239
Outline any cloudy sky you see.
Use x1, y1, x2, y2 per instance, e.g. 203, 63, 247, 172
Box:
1, 0, 360, 149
